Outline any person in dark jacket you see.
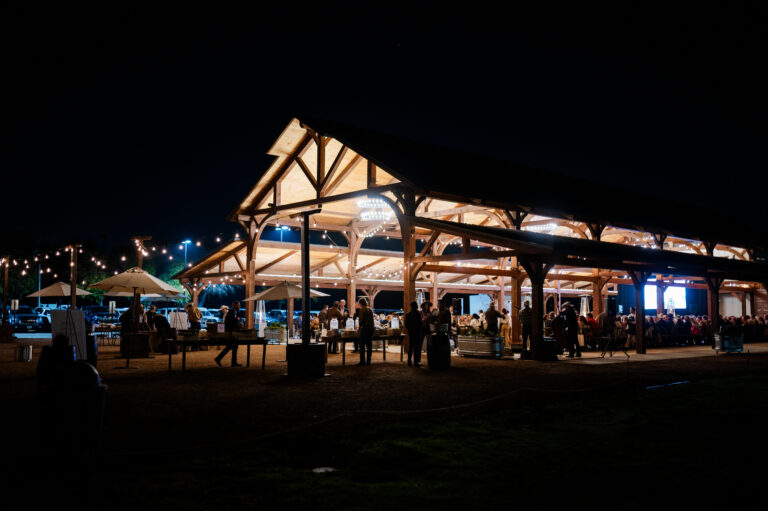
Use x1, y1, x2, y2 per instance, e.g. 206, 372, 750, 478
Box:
483, 302, 502, 335
214, 301, 242, 367
356, 298, 375, 365
404, 301, 422, 367
564, 303, 581, 358
326, 301, 343, 354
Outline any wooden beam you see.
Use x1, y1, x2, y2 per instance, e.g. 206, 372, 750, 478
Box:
356, 257, 387, 274
233, 253, 245, 271
310, 253, 345, 273
367, 160, 376, 187
323, 154, 363, 196
412, 249, 517, 263
249, 133, 313, 211
254, 251, 298, 274
247, 183, 396, 216
295, 156, 318, 190
319, 145, 348, 191
420, 264, 515, 277
419, 204, 491, 219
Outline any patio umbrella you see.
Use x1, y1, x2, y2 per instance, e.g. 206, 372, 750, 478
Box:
26, 281, 92, 297
243, 281, 328, 301
89, 267, 183, 296
244, 281, 328, 355
89, 267, 183, 331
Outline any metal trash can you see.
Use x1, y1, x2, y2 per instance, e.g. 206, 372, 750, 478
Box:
14, 345, 33, 362
715, 333, 743, 353
427, 333, 451, 370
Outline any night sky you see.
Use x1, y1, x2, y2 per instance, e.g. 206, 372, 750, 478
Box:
4, 3, 767, 253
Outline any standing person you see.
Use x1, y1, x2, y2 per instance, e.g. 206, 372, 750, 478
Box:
339, 299, 347, 317
326, 301, 342, 354
214, 301, 242, 367
484, 302, 502, 336
552, 308, 566, 354
420, 301, 434, 357
564, 303, 581, 358
356, 298, 374, 365
145, 305, 158, 330
519, 301, 532, 353
186, 303, 202, 333
318, 304, 328, 328
404, 301, 422, 367
436, 300, 452, 332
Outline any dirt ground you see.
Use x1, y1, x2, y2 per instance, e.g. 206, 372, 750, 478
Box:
3, 338, 767, 459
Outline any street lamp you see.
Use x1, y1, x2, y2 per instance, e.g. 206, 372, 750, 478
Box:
278, 225, 290, 242
180, 240, 192, 266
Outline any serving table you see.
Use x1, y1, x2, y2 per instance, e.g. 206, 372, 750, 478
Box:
167, 331, 268, 371
321, 331, 406, 366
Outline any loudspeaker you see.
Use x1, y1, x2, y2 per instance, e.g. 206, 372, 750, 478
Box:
451, 298, 462, 315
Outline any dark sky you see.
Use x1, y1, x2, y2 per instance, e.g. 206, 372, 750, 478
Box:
3, 3, 767, 252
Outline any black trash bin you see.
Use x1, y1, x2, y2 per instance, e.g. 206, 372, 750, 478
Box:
427, 332, 451, 370
43, 360, 108, 455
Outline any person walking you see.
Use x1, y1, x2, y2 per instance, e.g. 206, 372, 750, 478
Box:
356, 298, 374, 365
214, 300, 242, 367
404, 301, 422, 366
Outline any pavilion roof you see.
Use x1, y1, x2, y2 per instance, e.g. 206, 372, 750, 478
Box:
297, 116, 766, 251
407, 216, 768, 283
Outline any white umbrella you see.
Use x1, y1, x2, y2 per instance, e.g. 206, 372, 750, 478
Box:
88, 267, 183, 296
26, 281, 92, 298
243, 281, 329, 301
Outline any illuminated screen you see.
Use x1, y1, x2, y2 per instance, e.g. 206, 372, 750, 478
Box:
644, 285, 686, 310
469, 294, 492, 316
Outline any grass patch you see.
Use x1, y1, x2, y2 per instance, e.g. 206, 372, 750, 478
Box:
13, 374, 768, 509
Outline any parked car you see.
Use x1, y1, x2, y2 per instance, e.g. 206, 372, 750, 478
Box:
201, 311, 218, 326
265, 310, 287, 323
90, 312, 121, 325
82, 305, 110, 321
11, 306, 50, 333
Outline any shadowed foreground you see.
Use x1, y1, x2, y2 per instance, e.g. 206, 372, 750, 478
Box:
2, 342, 767, 509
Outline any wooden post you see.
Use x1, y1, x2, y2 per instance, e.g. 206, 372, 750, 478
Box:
2, 258, 8, 326
656, 274, 665, 317
131, 235, 151, 269
69, 244, 79, 310
496, 277, 505, 313
628, 270, 651, 354
402, 220, 416, 310
705, 277, 723, 341
591, 269, 607, 317
301, 210, 313, 343
510, 262, 521, 344
519, 257, 553, 361
742, 292, 748, 317
347, 231, 358, 316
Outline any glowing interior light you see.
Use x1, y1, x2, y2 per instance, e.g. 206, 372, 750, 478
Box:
525, 223, 556, 232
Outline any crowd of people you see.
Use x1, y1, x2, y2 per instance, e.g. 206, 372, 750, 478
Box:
546, 309, 768, 350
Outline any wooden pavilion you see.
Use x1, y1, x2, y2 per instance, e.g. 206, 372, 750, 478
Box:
174, 117, 768, 360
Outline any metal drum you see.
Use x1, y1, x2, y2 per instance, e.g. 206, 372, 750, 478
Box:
15, 345, 33, 362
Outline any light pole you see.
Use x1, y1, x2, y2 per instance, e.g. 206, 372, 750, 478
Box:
180, 240, 191, 266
